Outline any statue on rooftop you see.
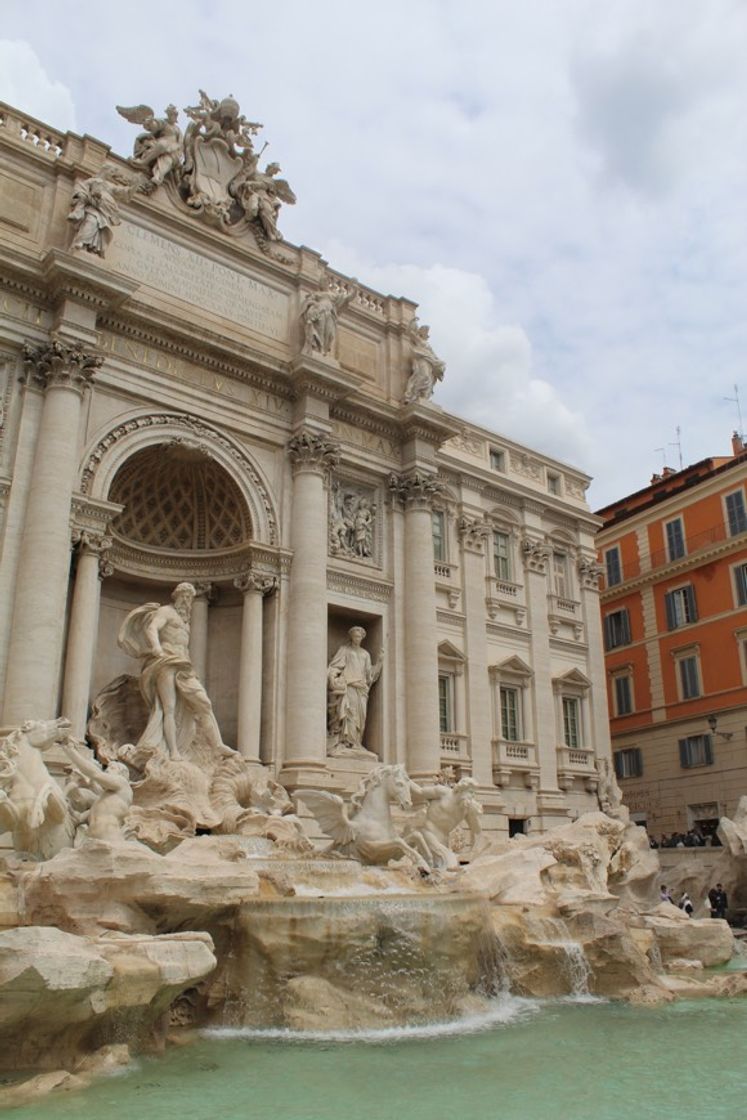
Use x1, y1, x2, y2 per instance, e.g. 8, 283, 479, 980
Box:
67, 164, 137, 257
116, 103, 183, 192
301, 284, 356, 357
403, 319, 445, 405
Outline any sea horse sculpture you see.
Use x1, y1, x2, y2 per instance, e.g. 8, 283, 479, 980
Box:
296, 763, 430, 871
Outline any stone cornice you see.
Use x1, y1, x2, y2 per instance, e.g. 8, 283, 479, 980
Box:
289, 355, 364, 404
41, 249, 139, 311
70, 493, 124, 531
397, 401, 460, 448
108, 537, 259, 584
327, 568, 393, 602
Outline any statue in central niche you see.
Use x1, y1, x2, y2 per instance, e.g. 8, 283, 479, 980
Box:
118, 582, 233, 762
327, 626, 383, 757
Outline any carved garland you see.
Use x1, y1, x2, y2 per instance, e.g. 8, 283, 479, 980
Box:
78, 413, 278, 544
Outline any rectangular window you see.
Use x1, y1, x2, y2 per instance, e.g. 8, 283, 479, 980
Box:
553, 551, 569, 597
438, 674, 453, 733
605, 546, 622, 587
678, 734, 714, 769
547, 473, 561, 495
726, 490, 747, 537
665, 518, 686, 561
489, 448, 505, 472
664, 585, 697, 630
603, 608, 631, 650
500, 686, 521, 741
614, 748, 643, 779
432, 510, 446, 562
734, 562, 747, 606
677, 655, 701, 700
613, 674, 633, 716
562, 697, 581, 748
493, 531, 512, 581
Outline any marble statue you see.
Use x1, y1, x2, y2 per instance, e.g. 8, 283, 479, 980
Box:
232, 161, 296, 242
67, 166, 135, 257
329, 483, 375, 559
403, 319, 445, 404
327, 626, 383, 755
116, 103, 183, 191
0, 719, 73, 858
118, 582, 234, 762
115, 91, 295, 245
59, 740, 134, 843
596, 758, 629, 823
406, 777, 483, 872
296, 764, 430, 870
301, 285, 356, 356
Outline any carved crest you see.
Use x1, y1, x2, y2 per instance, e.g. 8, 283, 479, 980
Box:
117, 90, 295, 254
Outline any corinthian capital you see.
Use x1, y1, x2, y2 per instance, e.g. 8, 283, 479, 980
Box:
388, 469, 445, 510
520, 536, 550, 574
23, 336, 103, 394
286, 428, 340, 475
234, 571, 277, 596
577, 556, 604, 591
457, 514, 490, 553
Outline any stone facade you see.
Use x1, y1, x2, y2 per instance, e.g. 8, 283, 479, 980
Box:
0, 98, 610, 837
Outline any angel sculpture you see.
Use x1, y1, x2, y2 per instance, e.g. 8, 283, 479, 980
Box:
295, 763, 430, 871
116, 103, 183, 191
232, 161, 296, 242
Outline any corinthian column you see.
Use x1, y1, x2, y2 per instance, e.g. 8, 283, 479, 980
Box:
62, 529, 112, 737
520, 536, 556, 792
390, 470, 443, 779
189, 582, 213, 684
457, 514, 494, 787
282, 428, 339, 774
234, 571, 277, 761
3, 338, 102, 725
577, 556, 610, 762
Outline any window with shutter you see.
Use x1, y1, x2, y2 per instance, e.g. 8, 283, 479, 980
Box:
665, 586, 697, 629
665, 518, 685, 561
605, 546, 622, 587
726, 490, 747, 536
604, 608, 631, 649
678, 735, 713, 768
734, 563, 747, 606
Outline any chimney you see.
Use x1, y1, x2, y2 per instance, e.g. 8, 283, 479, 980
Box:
732, 431, 744, 456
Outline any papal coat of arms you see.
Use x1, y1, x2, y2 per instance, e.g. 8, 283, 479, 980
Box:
116, 91, 296, 252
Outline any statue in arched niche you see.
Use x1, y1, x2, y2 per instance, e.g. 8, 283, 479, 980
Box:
327, 626, 383, 756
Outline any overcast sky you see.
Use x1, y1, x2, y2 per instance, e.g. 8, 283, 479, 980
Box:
2, 0, 746, 509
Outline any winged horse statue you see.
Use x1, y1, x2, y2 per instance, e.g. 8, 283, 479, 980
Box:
295, 764, 430, 872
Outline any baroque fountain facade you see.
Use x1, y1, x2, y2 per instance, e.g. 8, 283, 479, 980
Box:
0, 93, 745, 1106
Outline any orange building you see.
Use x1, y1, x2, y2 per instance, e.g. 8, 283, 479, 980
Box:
595, 435, 747, 839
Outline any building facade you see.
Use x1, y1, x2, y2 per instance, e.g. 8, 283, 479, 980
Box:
596, 438, 747, 838
0, 96, 610, 838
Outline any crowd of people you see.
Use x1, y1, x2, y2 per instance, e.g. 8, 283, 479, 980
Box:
649, 830, 721, 849
658, 882, 729, 921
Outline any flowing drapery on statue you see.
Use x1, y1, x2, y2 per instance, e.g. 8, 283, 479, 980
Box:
118, 582, 231, 764
327, 626, 383, 757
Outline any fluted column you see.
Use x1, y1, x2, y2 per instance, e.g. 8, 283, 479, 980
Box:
391, 470, 442, 779
234, 571, 277, 761
189, 582, 213, 683
520, 536, 557, 793
3, 338, 102, 725
457, 515, 495, 787
282, 429, 339, 771
61, 529, 112, 737
577, 556, 611, 763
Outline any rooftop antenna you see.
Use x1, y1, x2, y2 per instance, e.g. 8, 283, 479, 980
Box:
654, 446, 666, 471
724, 385, 744, 441
668, 425, 683, 471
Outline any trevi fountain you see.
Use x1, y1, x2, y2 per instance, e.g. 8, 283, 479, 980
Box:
0, 93, 746, 1118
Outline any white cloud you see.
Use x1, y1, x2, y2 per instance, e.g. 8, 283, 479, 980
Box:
0, 40, 76, 131
1, 3, 747, 510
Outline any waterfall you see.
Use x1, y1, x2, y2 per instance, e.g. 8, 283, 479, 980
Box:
526, 916, 592, 997
648, 941, 663, 974
475, 928, 512, 996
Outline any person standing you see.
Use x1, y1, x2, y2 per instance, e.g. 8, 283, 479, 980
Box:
709, 883, 729, 921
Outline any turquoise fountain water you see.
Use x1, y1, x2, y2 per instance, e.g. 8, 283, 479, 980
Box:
7, 995, 747, 1120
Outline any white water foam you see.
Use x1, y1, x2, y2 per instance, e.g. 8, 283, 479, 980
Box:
202, 995, 539, 1045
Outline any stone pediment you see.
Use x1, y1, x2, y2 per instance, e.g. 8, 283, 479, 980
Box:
438, 640, 466, 666
491, 655, 533, 679
552, 667, 592, 691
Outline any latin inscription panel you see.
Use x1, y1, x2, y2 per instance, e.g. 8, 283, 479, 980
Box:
107, 222, 290, 342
